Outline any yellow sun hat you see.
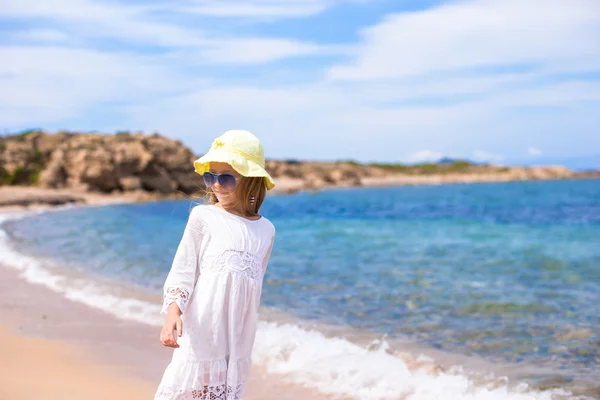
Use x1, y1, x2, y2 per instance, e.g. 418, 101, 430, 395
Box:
193, 130, 275, 190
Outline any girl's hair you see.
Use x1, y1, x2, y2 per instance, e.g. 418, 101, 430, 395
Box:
204, 176, 267, 217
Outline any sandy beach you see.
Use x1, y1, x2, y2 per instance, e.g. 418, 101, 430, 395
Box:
0, 324, 156, 400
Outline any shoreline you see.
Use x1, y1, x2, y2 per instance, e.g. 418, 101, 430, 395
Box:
278, 173, 600, 194
2, 174, 599, 212
0, 186, 147, 212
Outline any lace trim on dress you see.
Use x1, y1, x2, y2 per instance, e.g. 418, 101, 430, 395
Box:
161, 287, 191, 314
155, 383, 246, 400
203, 250, 263, 282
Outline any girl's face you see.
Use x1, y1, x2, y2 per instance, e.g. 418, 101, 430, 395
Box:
209, 162, 241, 207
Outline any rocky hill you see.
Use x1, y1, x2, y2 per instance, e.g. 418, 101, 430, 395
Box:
0, 130, 597, 199
0, 130, 201, 196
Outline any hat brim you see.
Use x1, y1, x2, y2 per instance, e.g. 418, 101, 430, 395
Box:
194, 149, 275, 190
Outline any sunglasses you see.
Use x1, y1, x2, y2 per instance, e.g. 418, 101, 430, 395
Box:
203, 172, 237, 190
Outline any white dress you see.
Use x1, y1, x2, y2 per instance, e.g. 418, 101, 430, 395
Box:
154, 204, 276, 400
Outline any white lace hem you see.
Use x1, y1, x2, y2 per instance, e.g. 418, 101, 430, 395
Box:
154, 383, 246, 400
155, 358, 251, 400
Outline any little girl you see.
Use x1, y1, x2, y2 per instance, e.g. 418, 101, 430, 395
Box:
154, 130, 276, 400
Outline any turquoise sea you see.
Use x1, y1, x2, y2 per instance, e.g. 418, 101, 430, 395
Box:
2, 179, 599, 399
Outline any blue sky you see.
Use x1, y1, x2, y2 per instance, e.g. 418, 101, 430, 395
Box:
1, 0, 599, 168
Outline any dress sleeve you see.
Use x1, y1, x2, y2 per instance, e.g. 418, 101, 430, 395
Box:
262, 232, 275, 274
161, 207, 206, 315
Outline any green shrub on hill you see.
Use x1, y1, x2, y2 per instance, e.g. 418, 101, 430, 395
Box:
10, 129, 42, 141
366, 160, 477, 175
0, 148, 45, 185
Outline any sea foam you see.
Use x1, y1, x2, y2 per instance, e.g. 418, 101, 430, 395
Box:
252, 321, 579, 400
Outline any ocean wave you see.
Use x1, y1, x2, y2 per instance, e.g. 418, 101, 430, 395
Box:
252, 321, 581, 400
0, 210, 164, 326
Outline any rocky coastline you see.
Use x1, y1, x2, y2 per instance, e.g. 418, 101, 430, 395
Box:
1, 130, 598, 209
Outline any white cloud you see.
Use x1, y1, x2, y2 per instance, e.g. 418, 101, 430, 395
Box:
528, 147, 543, 157
174, 0, 376, 19
486, 81, 600, 108
181, 0, 329, 18
406, 150, 444, 163
198, 38, 322, 64
0, 0, 326, 59
472, 150, 504, 163
0, 0, 205, 47
0, 46, 183, 126
11, 29, 69, 42
0, 0, 129, 20
328, 0, 600, 80
0, 0, 344, 21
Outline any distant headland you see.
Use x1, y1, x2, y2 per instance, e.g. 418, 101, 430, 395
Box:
1, 130, 598, 209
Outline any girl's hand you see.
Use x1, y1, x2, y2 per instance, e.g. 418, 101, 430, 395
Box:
160, 303, 183, 348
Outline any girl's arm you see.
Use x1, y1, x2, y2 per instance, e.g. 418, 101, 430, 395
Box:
161, 207, 205, 316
